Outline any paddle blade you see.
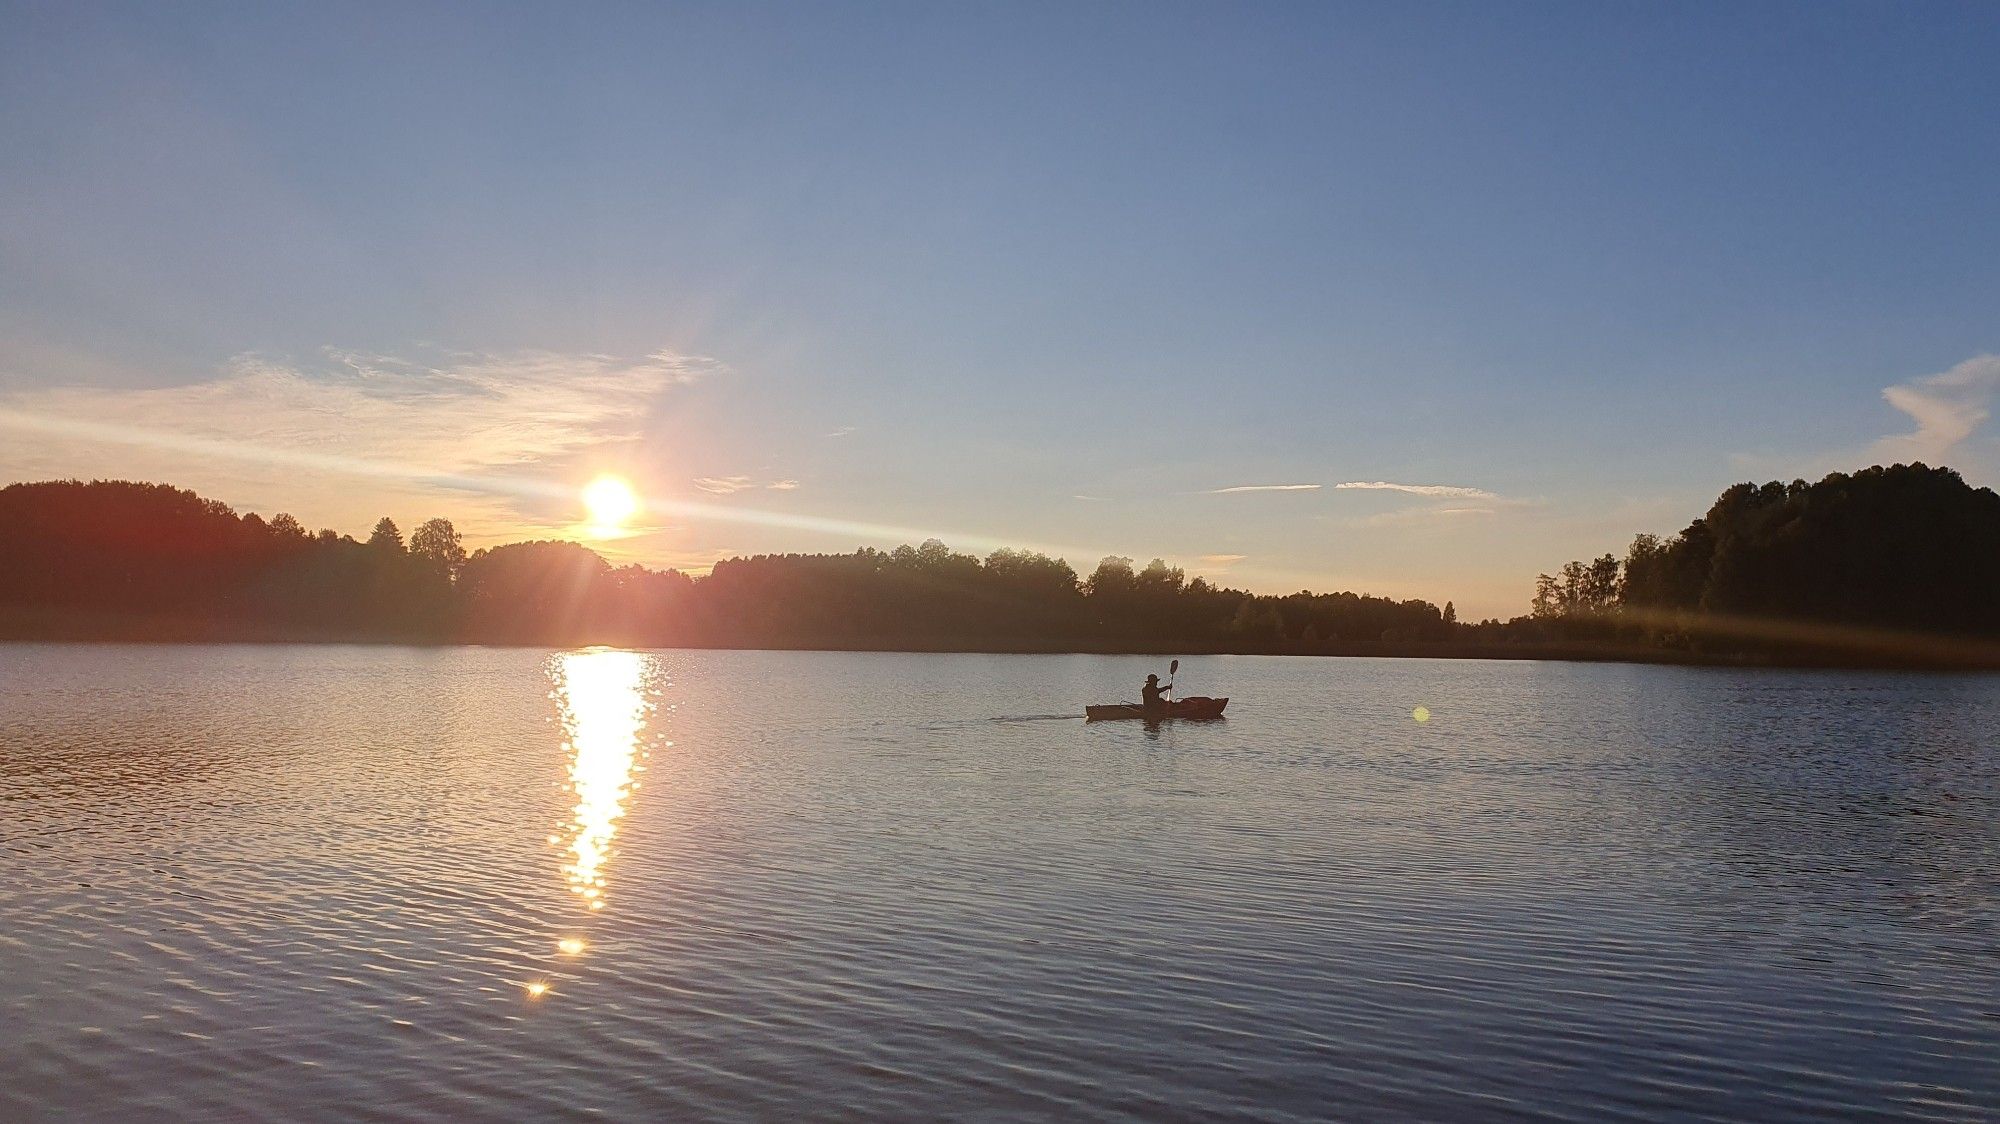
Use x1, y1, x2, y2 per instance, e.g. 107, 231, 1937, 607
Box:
1170, 659, 1179, 675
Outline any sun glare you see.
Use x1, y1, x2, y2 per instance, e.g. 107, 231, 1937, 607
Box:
583, 475, 640, 530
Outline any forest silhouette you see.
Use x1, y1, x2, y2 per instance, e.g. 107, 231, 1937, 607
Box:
2, 463, 1995, 667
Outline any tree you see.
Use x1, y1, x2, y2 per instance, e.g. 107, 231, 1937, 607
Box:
1082, 556, 1136, 598
1228, 600, 1282, 645
1442, 601, 1457, 626
458, 540, 614, 642
1620, 533, 1668, 606
1137, 558, 1185, 594
1558, 560, 1588, 615
1531, 573, 1561, 619
269, 513, 308, 540
410, 517, 466, 578
367, 517, 405, 552
1581, 554, 1620, 612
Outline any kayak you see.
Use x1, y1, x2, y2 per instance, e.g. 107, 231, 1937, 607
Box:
1085, 696, 1229, 722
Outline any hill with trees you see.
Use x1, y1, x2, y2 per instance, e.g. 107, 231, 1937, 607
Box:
1521, 463, 2000, 665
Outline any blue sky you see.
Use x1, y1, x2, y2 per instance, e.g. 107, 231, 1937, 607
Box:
3, 2, 1997, 617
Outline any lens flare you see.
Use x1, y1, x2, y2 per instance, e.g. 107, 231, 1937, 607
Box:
1412, 706, 1431, 723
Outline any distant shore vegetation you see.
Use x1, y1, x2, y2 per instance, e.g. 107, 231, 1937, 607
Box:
2, 463, 1996, 668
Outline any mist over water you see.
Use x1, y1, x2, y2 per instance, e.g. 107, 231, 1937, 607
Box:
3, 646, 1997, 1121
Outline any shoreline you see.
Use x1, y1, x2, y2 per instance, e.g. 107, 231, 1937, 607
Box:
6, 627, 1997, 672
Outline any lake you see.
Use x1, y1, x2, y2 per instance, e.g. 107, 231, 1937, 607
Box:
2, 645, 1997, 1121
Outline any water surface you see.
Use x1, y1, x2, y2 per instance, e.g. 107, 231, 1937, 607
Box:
3, 646, 1997, 1120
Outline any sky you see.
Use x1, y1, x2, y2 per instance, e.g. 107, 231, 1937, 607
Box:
3, 2, 1997, 619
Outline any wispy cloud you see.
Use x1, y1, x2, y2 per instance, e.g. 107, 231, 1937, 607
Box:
1202, 483, 1323, 494
1333, 481, 1498, 500
1327, 477, 1534, 531
692, 476, 756, 495
825, 426, 856, 439
696, 475, 799, 494
1072, 494, 1111, 502
0, 346, 713, 538
1871, 354, 2000, 465
1198, 553, 1248, 567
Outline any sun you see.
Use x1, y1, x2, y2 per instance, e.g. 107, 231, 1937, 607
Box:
582, 475, 640, 530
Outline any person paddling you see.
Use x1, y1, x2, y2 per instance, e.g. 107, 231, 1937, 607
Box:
1141, 672, 1170, 715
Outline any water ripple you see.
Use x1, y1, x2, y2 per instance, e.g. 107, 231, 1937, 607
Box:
1, 646, 1997, 1121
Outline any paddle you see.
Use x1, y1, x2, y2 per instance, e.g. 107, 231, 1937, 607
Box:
1168, 658, 1179, 700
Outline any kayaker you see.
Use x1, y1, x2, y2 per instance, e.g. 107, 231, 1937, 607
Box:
1141, 673, 1170, 714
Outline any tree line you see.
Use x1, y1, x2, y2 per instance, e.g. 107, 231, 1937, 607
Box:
0, 479, 1450, 650
6, 465, 1994, 665
1519, 463, 2000, 663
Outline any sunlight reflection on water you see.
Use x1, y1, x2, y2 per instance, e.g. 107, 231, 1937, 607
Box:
551, 649, 654, 917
